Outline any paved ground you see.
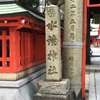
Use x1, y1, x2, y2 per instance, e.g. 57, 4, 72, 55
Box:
85, 72, 89, 100
91, 47, 100, 56
86, 46, 100, 100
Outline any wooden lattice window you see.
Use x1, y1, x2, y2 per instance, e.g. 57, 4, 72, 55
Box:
0, 28, 10, 68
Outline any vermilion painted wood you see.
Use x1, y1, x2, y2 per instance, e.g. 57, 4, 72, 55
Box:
0, 16, 45, 33
88, 4, 100, 7
82, 0, 87, 99
87, 0, 90, 6
0, 15, 46, 73
87, 0, 100, 7
28, 32, 30, 63
9, 27, 16, 72
16, 31, 20, 67
0, 15, 45, 73
2, 30, 6, 68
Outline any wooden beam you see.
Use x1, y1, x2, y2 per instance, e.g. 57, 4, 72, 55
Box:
88, 4, 100, 7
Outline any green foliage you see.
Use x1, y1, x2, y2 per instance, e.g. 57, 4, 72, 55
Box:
49, 0, 58, 5
19, 0, 39, 7
46, 0, 59, 5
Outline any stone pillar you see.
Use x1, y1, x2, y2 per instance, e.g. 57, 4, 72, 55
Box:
34, 5, 72, 100
63, 0, 83, 98
45, 5, 61, 81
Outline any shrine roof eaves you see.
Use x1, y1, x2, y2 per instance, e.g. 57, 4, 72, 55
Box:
0, 3, 27, 14
0, 0, 15, 2
0, 3, 45, 22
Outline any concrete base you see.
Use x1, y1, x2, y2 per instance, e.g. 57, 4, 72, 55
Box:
34, 90, 76, 100
0, 63, 45, 81
0, 68, 46, 100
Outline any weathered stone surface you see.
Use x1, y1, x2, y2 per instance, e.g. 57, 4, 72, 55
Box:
0, 68, 46, 100
0, 68, 45, 88
0, 63, 45, 81
34, 90, 76, 100
63, 48, 82, 79
63, 0, 83, 97
34, 93, 70, 100
38, 79, 70, 95
45, 5, 62, 81
64, 0, 83, 42
63, 48, 82, 96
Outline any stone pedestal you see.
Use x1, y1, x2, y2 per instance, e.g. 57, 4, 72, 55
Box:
34, 93, 70, 100
38, 79, 70, 95
34, 79, 71, 100
34, 90, 76, 100
34, 79, 76, 100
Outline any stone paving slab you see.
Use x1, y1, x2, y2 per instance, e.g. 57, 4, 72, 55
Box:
88, 72, 100, 100
89, 73, 96, 100
86, 65, 100, 72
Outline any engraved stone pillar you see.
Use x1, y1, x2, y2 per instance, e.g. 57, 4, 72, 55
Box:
34, 5, 72, 100
63, 0, 83, 98
45, 5, 61, 81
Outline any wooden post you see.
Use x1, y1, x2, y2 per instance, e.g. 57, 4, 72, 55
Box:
82, 0, 87, 98
10, 27, 17, 72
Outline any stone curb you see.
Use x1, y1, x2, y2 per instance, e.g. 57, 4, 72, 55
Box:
86, 68, 100, 72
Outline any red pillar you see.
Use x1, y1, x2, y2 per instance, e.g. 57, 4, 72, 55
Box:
82, 0, 87, 99
10, 27, 17, 72
2, 30, 6, 68
16, 31, 20, 67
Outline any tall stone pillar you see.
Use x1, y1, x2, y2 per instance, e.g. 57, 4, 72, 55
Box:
45, 4, 62, 81
63, 0, 83, 98
34, 5, 71, 100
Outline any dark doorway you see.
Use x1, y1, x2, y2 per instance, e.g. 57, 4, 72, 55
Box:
90, 0, 100, 4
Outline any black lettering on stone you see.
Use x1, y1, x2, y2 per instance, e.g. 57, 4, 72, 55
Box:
48, 66, 58, 75
47, 35, 57, 46
68, 56, 74, 77
70, 10, 75, 17
48, 50, 57, 61
70, 0, 75, 2
47, 8, 55, 17
46, 21, 57, 31
69, 57, 74, 61
70, 4, 76, 9
70, 25, 75, 31
70, 19, 76, 24
70, 33, 75, 40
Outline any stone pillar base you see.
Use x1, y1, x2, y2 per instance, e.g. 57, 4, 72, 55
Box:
34, 90, 76, 100
34, 79, 76, 100
38, 79, 70, 95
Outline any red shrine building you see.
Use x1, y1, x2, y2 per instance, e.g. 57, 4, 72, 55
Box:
0, 0, 46, 80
